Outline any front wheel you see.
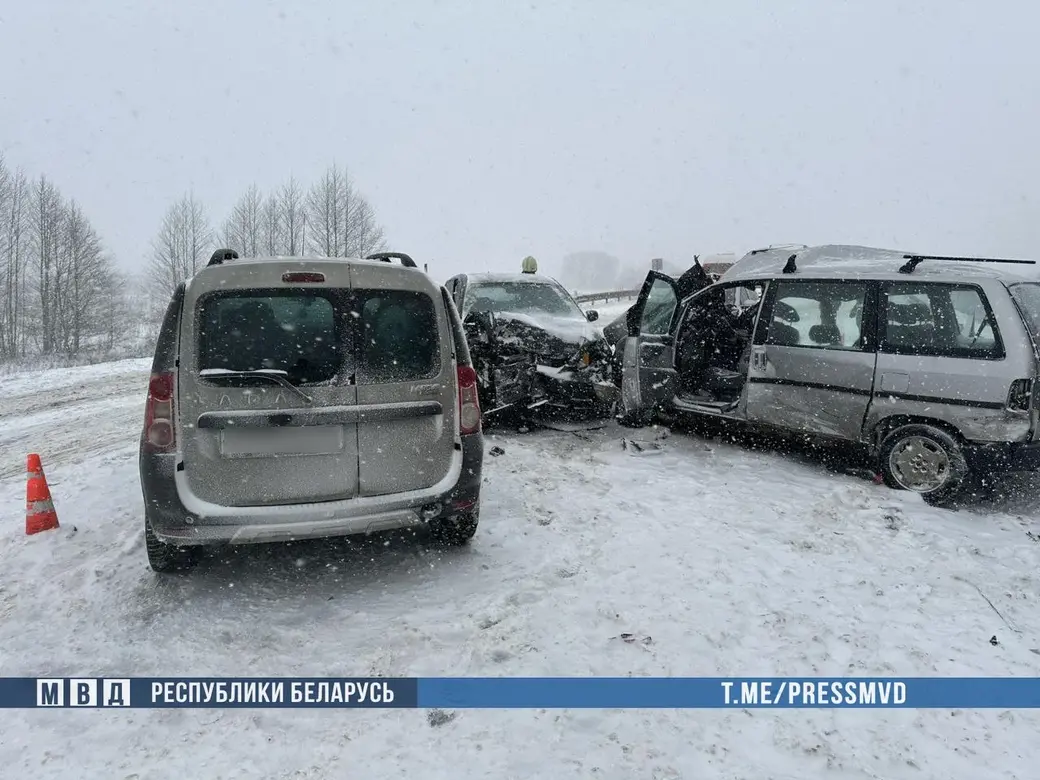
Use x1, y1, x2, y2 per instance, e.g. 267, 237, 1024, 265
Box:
878, 424, 969, 506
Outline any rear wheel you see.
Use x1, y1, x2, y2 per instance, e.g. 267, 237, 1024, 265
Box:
878, 424, 969, 506
145, 520, 199, 573
431, 509, 480, 545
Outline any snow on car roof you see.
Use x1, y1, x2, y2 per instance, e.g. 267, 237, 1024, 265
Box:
465, 272, 566, 286
722, 244, 1040, 285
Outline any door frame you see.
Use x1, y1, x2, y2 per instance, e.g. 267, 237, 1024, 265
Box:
620, 271, 682, 418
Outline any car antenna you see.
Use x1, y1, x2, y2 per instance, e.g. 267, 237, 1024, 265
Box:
782, 254, 798, 274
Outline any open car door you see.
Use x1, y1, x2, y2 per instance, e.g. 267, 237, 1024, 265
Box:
619, 271, 681, 422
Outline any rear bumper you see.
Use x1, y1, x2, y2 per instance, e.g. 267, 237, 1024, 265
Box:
964, 440, 1040, 473
140, 433, 483, 546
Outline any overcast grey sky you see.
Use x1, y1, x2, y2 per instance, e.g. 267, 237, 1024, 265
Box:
2, 0, 1038, 281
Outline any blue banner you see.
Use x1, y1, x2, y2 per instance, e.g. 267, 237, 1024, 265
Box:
4, 677, 1040, 709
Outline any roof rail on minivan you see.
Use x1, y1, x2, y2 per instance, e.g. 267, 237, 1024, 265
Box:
208, 248, 240, 267
749, 243, 808, 256
365, 252, 417, 269
898, 253, 1037, 274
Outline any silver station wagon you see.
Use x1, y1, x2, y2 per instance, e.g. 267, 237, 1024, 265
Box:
139, 250, 484, 572
618, 244, 1040, 505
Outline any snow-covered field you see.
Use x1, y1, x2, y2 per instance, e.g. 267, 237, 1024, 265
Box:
2, 359, 1040, 779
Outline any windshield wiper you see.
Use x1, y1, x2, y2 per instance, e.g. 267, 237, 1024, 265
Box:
199, 369, 313, 404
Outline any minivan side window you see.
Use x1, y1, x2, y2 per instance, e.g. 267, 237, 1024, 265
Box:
356, 289, 440, 383
766, 281, 869, 351
881, 282, 1004, 360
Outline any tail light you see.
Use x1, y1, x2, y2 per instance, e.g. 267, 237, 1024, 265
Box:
457, 364, 481, 435
1007, 378, 1033, 411
144, 372, 176, 452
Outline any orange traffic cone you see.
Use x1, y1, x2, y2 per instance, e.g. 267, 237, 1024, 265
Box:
26, 454, 59, 535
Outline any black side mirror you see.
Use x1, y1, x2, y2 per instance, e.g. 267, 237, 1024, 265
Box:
585, 309, 599, 322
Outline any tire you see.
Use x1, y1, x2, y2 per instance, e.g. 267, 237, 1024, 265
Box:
878, 424, 969, 506
145, 520, 199, 573
617, 405, 653, 428
431, 509, 480, 545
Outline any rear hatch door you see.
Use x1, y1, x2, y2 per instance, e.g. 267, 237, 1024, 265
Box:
350, 261, 458, 497
178, 260, 359, 506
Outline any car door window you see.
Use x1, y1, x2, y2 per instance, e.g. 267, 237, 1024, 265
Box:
767, 281, 869, 351
639, 278, 677, 335
882, 282, 1004, 359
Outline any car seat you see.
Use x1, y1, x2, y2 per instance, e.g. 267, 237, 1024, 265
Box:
808, 324, 843, 346
769, 320, 800, 346
886, 303, 935, 351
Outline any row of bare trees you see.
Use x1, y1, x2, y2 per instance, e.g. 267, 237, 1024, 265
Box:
0, 154, 133, 362
148, 163, 386, 303
0, 159, 386, 364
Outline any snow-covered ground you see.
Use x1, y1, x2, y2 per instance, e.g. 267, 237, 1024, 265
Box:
2, 359, 1040, 779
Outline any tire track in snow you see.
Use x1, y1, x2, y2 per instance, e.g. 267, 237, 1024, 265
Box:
0, 369, 148, 480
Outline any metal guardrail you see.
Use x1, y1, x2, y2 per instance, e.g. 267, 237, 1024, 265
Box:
572, 288, 640, 304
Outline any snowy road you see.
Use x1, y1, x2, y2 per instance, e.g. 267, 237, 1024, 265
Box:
1, 360, 1040, 778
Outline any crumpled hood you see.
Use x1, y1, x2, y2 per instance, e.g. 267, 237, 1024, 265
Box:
491, 311, 605, 358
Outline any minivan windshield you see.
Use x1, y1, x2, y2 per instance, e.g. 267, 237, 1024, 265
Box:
1009, 283, 1040, 346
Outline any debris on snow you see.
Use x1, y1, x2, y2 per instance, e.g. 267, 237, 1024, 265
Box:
427, 709, 457, 727
612, 632, 654, 648
990, 635, 1000, 646
621, 438, 664, 455
953, 575, 1023, 634
489, 446, 506, 457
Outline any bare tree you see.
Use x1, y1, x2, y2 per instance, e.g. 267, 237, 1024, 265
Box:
222, 184, 263, 257
260, 192, 282, 256
28, 175, 65, 353
305, 165, 344, 257
279, 175, 306, 255
57, 200, 110, 355
344, 196, 385, 258
148, 192, 214, 299
305, 163, 385, 258
0, 157, 138, 362
0, 156, 30, 358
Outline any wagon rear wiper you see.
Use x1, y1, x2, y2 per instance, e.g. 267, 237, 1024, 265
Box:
199, 369, 313, 404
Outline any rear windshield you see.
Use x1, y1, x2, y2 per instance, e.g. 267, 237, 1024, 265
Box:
355, 289, 440, 383
465, 281, 584, 319
196, 288, 440, 385
198, 290, 347, 385
1009, 283, 1040, 345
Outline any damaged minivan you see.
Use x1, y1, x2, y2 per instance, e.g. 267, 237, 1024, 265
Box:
446, 267, 618, 422
618, 244, 1040, 506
